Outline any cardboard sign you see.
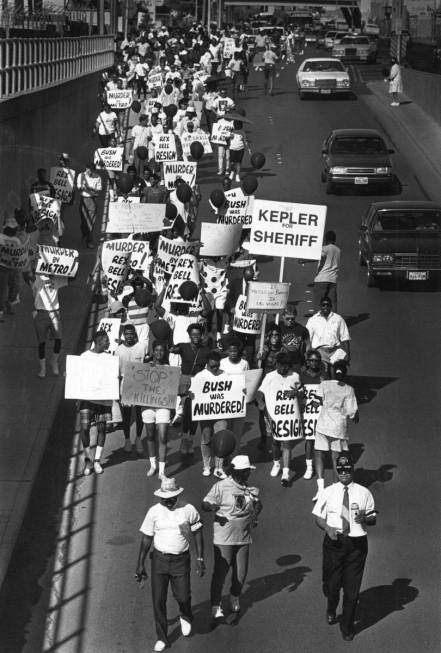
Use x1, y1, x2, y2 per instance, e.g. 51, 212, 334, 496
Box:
36, 245, 79, 278
0, 234, 29, 269
148, 71, 163, 90
49, 167, 75, 204
116, 196, 140, 204
98, 317, 121, 354
181, 129, 213, 156
94, 147, 124, 171
199, 222, 242, 257
153, 134, 177, 162
65, 354, 120, 400
246, 281, 291, 312
250, 200, 327, 261
263, 378, 303, 440
163, 252, 200, 310
223, 37, 235, 58
128, 240, 151, 272
191, 373, 246, 421
302, 382, 323, 438
157, 236, 199, 275
29, 193, 61, 225
106, 89, 133, 109
101, 239, 132, 294
106, 202, 165, 233
217, 188, 254, 226
232, 294, 263, 334
163, 161, 197, 191
121, 363, 180, 408
245, 368, 263, 403
211, 120, 233, 146
144, 97, 158, 115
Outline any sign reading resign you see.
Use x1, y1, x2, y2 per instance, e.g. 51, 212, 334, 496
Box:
106, 202, 165, 233
163, 161, 197, 191
101, 239, 132, 294
302, 383, 323, 439
233, 294, 263, 334
36, 245, 79, 278
49, 167, 76, 204
30, 194, 61, 225
153, 134, 177, 162
246, 281, 291, 312
199, 222, 242, 257
0, 234, 29, 269
163, 252, 200, 310
157, 236, 199, 274
65, 354, 120, 401
106, 89, 133, 109
250, 200, 327, 260
263, 382, 303, 440
121, 363, 181, 409
94, 147, 124, 171
217, 188, 254, 226
191, 373, 246, 421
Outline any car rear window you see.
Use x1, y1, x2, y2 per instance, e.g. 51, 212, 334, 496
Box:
304, 61, 345, 72
375, 211, 441, 230
330, 137, 387, 154
341, 37, 369, 44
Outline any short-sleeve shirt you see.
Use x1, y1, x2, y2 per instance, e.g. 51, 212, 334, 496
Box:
262, 50, 277, 65
280, 323, 308, 368
314, 244, 341, 284
32, 275, 67, 311
139, 502, 202, 554
97, 110, 118, 135
300, 368, 327, 438
220, 357, 249, 374
116, 342, 146, 375
316, 380, 358, 439
176, 343, 211, 375
312, 481, 375, 537
306, 312, 350, 350
204, 477, 260, 545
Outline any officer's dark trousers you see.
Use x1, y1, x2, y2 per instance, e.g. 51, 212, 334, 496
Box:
151, 549, 192, 643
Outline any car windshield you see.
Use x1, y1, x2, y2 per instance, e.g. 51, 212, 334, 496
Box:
303, 61, 345, 72
374, 210, 441, 231
341, 36, 369, 44
330, 136, 387, 154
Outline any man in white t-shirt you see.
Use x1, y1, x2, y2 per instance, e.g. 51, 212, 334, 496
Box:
220, 336, 249, 452
313, 230, 341, 312
94, 103, 120, 147
212, 88, 235, 117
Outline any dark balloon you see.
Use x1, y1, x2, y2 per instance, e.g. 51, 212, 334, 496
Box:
150, 319, 172, 341
210, 189, 226, 208
134, 288, 152, 307
176, 182, 192, 203
165, 202, 178, 220
241, 174, 258, 196
213, 429, 236, 458
250, 152, 266, 170
136, 146, 148, 160
190, 141, 204, 160
179, 279, 199, 301
164, 103, 178, 117
131, 100, 141, 113
116, 172, 134, 194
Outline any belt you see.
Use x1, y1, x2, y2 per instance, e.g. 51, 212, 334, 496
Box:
154, 548, 189, 557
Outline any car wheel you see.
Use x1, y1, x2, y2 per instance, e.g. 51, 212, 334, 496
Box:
366, 265, 376, 287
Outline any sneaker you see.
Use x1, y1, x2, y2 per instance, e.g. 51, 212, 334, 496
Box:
229, 170, 234, 180
270, 461, 281, 477
303, 466, 314, 480
211, 605, 224, 620
202, 466, 211, 477
124, 439, 132, 453
146, 465, 157, 477
217, 171, 223, 176
180, 617, 192, 636
214, 468, 227, 479
135, 438, 144, 454
51, 362, 59, 376
281, 469, 290, 487
235, 174, 240, 183
154, 641, 167, 652
171, 414, 182, 427
83, 459, 93, 476
230, 595, 240, 613
93, 461, 103, 474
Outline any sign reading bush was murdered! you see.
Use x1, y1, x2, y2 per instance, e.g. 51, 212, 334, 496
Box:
94, 147, 124, 171
250, 200, 327, 260
191, 373, 246, 421
217, 188, 254, 226
246, 281, 291, 312
36, 245, 79, 277
121, 363, 181, 409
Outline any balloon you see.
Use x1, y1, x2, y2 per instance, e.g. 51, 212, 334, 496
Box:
190, 141, 204, 161
213, 429, 236, 458
250, 152, 266, 170
134, 288, 151, 307
210, 189, 225, 208
233, 120, 243, 129
179, 280, 199, 301
164, 103, 178, 118
116, 173, 134, 194
150, 319, 172, 341
165, 202, 178, 220
241, 174, 258, 196
136, 146, 148, 160
176, 182, 192, 203
131, 100, 141, 113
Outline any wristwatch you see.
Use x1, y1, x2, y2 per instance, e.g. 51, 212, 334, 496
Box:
197, 557, 204, 561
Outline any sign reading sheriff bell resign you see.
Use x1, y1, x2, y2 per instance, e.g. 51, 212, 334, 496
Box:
250, 200, 327, 261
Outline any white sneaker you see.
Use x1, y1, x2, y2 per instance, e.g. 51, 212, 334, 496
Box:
303, 466, 314, 480
235, 174, 240, 182
124, 439, 132, 453
146, 465, 157, 477
154, 641, 167, 652
93, 461, 103, 474
270, 461, 281, 477
281, 469, 290, 487
211, 605, 224, 620
180, 617, 192, 636
83, 459, 93, 476
230, 595, 240, 613
202, 466, 211, 477
214, 468, 226, 479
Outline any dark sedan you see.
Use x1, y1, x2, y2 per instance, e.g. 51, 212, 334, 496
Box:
321, 129, 396, 194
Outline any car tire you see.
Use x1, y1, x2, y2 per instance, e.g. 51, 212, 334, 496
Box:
366, 265, 376, 287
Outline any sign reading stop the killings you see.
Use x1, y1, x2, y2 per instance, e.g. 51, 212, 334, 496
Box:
29, 194, 61, 225
157, 236, 199, 275
106, 89, 133, 109
233, 294, 263, 334
217, 188, 254, 226
163, 161, 197, 191
36, 245, 79, 278
49, 167, 76, 204
94, 147, 124, 171
154, 134, 177, 162
246, 281, 291, 312
121, 363, 181, 409
250, 200, 327, 260
191, 372, 246, 421
163, 253, 200, 310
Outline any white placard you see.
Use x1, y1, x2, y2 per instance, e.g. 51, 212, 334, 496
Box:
157, 236, 199, 274
98, 317, 121, 354
148, 71, 163, 90
211, 120, 233, 146
199, 222, 242, 257
245, 368, 263, 403
302, 382, 322, 439
232, 294, 263, 334
29, 193, 61, 225
36, 245, 79, 278
223, 37, 235, 58
106, 89, 133, 109
116, 196, 140, 204
246, 281, 291, 312
94, 147, 124, 171
250, 200, 327, 261
163, 252, 200, 310
106, 202, 166, 233
217, 188, 254, 226
153, 134, 177, 162
65, 354, 120, 400
163, 161, 197, 191
191, 373, 246, 421
180, 129, 213, 156
0, 234, 29, 269
101, 239, 132, 294
262, 376, 303, 440
49, 167, 76, 204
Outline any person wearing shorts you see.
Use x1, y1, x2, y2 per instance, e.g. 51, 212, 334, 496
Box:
300, 349, 328, 480
143, 341, 171, 480
117, 324, 147, 454
228, 121, 248, 183
262, 45, 278, 96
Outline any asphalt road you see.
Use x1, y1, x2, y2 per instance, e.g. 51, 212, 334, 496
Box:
0, 53, 440, 653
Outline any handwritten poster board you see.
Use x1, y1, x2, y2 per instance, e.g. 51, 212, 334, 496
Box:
121, 363, 180, 408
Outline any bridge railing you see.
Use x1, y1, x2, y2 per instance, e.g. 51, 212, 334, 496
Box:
0, 35, 115, 101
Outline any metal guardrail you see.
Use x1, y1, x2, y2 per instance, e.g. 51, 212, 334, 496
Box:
0, 35, 115, 101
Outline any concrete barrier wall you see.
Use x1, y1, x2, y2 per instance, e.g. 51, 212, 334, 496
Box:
402, 68, 441, 124
0, 72, 102, 218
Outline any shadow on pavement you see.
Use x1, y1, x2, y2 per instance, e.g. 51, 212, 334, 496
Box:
344, 312, 371, 328
348, 374, 399, 404
355, 578, 418, 634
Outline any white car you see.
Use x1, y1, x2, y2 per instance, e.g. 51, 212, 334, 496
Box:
364, 22, 380, 36
296, 57, 352, 99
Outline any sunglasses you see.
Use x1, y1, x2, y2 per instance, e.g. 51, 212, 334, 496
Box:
308, 358, 321, 362
336, 466, 352, 473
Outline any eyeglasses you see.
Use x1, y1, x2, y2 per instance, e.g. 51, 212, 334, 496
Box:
336, 466, 352, 473
308, 358, 321, 362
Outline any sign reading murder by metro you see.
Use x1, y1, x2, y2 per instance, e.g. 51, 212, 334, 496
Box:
29, 194, 61, 224
153, 134, 177, 162
106, 202, 165, 233
94, 147, 124, 171
163, 161, 197, 191
246, 281, 291, 312
0, 235, 28, 269
180, 130, 213, 156
191, 373, 246, 421
147, 71, 163, 90
157, 236, 199, 274
65, 354, 120, 400
217, 188, 254, 226
250, 200, 326, 260
36, 245, 79, 278
49, 167, 76, 204
106, 89, 133, 109
121, 363, 181, 409
233, 294, 263, 334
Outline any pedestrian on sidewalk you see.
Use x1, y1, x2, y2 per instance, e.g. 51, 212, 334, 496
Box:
76, 162, 102, 249
262, 44, 278, 96
313, 230, 341, 313
135, 477, 205, 653
385, 57, 403, 106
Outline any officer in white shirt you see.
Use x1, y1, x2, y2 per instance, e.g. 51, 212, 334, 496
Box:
312, 454, 377, 641
135, 478, 205, 652
306, 297, 350, 369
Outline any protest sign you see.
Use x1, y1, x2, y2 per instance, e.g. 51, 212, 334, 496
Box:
0, 234, 29, 269
211, 120, 233, 146
250, 200, 327, 261
116, 196, 140, 204
191, 373, 246, 421
223, 37, 235, 58
157, 236, 199, 275
29, 193, 61, 225
262, 378, 303, 440
36, 245, 79, 278
148, 71, 163, 90
181, 129, 213, 156
101, 239, 132, 294
233, 294, 263, 334
65, 354, 120, 400
163, 161, 197, 191
217, 188, 254, 226
245, 368, 263, 403
144, 98, 157, 115
302, 382, 323, 439
94, 147, 124, 171
199, 222, 242, 257
106, 89, 133, 109
106, 202, 165, 233
49, 167, 76, 204
153, 134, 177, 162
163, 252, 200, 310
246, 281, 291, 312
97, 317, 121, 354
128, 240, 151, 273
193, 100, 203, 122
121, 363, 180, 409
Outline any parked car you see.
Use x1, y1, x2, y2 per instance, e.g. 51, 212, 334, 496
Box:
323, 31, 337, 49
332, 35, 377, 63
364, 22, 380, 36
296, 58, 351, 98
321, 128, 395, 194
358, 201, 441, 286
316, 29, 329, 47
304, 30, 318, 45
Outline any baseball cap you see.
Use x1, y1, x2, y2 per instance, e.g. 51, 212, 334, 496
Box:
336, 454, 353, 471
231, 455, 256, 470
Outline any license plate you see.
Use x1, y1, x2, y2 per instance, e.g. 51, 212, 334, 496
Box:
355, 177, 368, 184
407, 271, 428, 281
320, 89, 331, 94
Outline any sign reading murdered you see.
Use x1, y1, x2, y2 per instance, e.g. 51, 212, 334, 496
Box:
191, 373, 246, 421
250, 200, 326, 260
217, 188, 254, 226
233, 294, 263, 334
